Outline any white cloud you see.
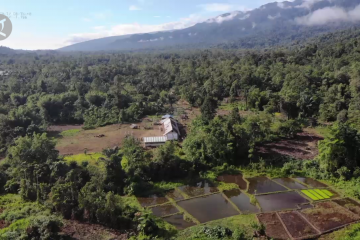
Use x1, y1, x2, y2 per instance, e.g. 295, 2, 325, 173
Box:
277, 2, 292, 9
82, 18, 92, 22
268, 13, 281, 20
63, 14, 205, 46
296, 0, 322, 9
295, 5, 360, 26
207, 12, 240, 24
154, 15, 161, 18
252, 22, 257, 28
239, 14, 250, 20
129, 5, 141, 11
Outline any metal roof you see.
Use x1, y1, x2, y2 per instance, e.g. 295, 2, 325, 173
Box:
163, 118, 180, 136
162, 114, 174, 119
143, 136, 167, 143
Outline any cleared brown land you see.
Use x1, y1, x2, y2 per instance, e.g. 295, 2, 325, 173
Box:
278, 211, 319, 239
60, 220, 128, 240
333, 198, 360, 216
54, 123, 170, 155
257, 213, 290, 240
300, 201, 360, 233
257, 130, 323, 160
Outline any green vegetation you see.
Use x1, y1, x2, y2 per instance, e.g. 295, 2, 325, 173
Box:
64, 152, 106, 168
177, 215, 257, 240
60, 128, 81, 137
2, 27, 360, 239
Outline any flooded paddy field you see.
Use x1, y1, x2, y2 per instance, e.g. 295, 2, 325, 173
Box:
163, 214, 196, 230
217, 174, 247, 190
257, 213, 290, 240
256, 191, 309, 212
300, 201, 360, 232
137, 194, 169, 207
177, 193, 239, 223
247, 176, 287, 194
223, 189, 259, 214
150, 204, 179, 217
166, 189, 184, 201
278, 211, 319, 239
294, 177, 328, 188
273, 177, 307, 190
333, 198, 360, 215
177, 180, 218, 198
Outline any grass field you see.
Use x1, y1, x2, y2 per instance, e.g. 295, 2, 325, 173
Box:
176, 214, 257, 239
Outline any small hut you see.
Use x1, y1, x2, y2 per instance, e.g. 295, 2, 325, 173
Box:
130, 124, 139, 129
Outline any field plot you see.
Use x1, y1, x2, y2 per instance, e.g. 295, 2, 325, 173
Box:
257, 213, 290, 240
163, 214, 196, 230
53, 123, 167, 155
224, 189, 259, 214
256, 191, 309, 212
333, 198, 360, 216
177, 193, 239, 223
273, 178, 307, 190
278, 211, 319, 239
247, 176, 287, 194
177, 180, 218, 198
137, 194, 169, 207
300, 201, 360, 233
301, 189, 339, 201
217, 174, 247, 190
294, 177, 328, 188
150, 204, 179, 217
166, 189, 184, 201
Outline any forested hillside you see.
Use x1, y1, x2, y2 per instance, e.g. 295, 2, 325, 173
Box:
2, 28, 360, 239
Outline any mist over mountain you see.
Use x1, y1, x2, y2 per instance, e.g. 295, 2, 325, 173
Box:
59, 0, 360, 52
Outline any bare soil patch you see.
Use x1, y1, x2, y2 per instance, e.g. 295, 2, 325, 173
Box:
257, 212, 290, 240
278, 211, 319, 239
257, 130, 323, 160
333, 198, 360, 216
60, 220, 129, 240
0, 219, 9, 229
300, 201, 360, 233
55, 123, 169, 155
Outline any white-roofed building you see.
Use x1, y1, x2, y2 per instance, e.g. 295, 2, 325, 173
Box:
143, 115, 181, 147
143, 136, 167, 147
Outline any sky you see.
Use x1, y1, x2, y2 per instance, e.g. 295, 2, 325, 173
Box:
0, 0, 276, 50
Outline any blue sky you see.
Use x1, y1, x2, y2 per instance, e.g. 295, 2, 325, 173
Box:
0, 0, 274, 50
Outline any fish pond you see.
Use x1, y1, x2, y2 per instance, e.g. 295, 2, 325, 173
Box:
150, 204, 179, 217
163, 214, 196, 230
137, 194, 169, 207
177, 193, 239, 223
273, 177, 307, 190
178, 180, 218, 198
247, 176, 287, 194
223, 189, 260, 214
217, 174, 247, 190
256, 191, 309, 212
294, 177, 328, 188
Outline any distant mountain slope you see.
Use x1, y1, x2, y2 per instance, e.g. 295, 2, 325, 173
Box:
57, 0, 360, 52
59, 35, 132, 51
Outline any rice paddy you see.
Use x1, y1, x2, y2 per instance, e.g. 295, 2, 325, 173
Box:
136, 176, 360, 240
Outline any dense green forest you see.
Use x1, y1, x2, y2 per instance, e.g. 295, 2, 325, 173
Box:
2, 28, 360, 239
